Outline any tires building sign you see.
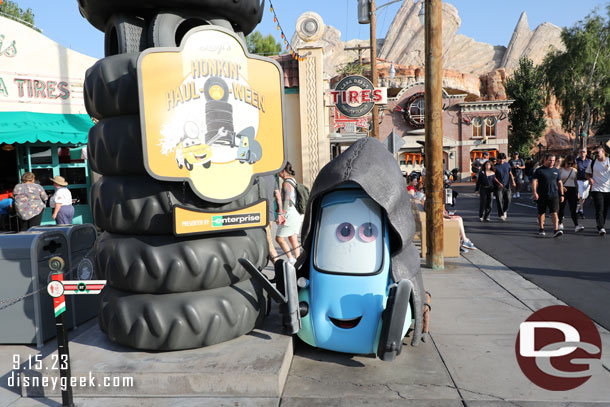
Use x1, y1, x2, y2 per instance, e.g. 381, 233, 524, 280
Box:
329, 75, 387, 118
138, 26, 285, 207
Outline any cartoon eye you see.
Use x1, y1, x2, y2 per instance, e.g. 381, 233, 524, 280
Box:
336, 222, 355, 242
358, 222, 378, 243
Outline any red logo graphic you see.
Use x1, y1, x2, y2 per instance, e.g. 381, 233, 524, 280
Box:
515, 305, 602, 391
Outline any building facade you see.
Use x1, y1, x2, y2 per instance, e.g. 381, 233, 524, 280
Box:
0, 15, 97, 227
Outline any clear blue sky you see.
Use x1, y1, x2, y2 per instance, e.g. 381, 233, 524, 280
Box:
9, 0, 609, 59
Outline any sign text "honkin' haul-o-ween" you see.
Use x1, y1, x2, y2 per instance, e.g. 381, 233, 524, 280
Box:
138, 26, 285, 235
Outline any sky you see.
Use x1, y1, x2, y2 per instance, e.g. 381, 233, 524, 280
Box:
6, 0, 609, 60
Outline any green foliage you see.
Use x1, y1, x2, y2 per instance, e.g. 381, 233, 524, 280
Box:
541, 5, 610, 139
338, 60, 365, 76
246, 31, 281, 56
0, 0, 39, 31
505, 57, 547, 156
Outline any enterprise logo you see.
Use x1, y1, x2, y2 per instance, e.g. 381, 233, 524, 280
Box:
212, 213, 261, 227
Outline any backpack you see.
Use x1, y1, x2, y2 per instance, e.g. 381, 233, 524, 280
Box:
284, 178, 310, 215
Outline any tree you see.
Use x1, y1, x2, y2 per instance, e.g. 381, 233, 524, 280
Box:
541, 5, 610, 149
505, 57, 547, 156
0, 0, 39, 31
246, 31, 281, 56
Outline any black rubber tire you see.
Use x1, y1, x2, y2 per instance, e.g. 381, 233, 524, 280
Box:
99, 278, 268, 350
77, 0, 264, 36
95, 228, 268, 293
104, 14, 148, 56
88, 116, 147, 176
84, 53, 139, 119
90, 175, 266, 234
148, 10, 233, 48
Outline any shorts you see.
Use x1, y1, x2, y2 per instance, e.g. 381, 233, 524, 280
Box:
536, 196, 559, 215
577, 180, 590, 200
276, 206, 302, 237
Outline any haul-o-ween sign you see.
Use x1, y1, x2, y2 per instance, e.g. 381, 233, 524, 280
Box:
138, 26, 285, 203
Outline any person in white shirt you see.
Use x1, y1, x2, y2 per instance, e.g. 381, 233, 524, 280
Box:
50, 176, 74, 224
585, 145, 610, 236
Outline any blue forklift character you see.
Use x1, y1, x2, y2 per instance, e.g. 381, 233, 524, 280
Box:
241, 137, 426, 361
241, 184, 414, 361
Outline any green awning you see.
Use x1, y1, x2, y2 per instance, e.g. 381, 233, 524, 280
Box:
0, 111, 93, 145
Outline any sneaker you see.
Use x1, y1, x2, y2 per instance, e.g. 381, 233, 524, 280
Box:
553, 230, 563, 238
575, 225, 585, 233
558, 223, 564, 231
479, 217, 484, 222
462, 240, 477, 250
460, 246, 470, 253
517, 192, 521, 198
484, 217, 491, 222
287, 257, 297, 265
500, 214, 507, 221
600, 228, 607, 236
538, 229, 546, 236
512, 194, 517, 199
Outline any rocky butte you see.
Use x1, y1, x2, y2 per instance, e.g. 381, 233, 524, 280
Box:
292, 0, 572, 149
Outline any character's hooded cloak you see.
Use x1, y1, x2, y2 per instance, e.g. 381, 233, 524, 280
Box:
297, 137, 425, 345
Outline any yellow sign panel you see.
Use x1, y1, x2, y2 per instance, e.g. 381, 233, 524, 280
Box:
138, 27, 285, 202
174, 200, 268, 235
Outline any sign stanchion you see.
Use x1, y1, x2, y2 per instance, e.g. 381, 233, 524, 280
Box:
47, 256, 106, 407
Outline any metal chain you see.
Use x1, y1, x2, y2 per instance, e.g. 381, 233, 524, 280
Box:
0, 245, 96, 312
271, 244, 303, 260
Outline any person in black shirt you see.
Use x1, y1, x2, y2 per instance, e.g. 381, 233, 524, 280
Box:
509, 152, 525, 198
531, 154, 565, 237
575, 148, 591, 218
475, 160, 496, 221
494, 153, 516, 221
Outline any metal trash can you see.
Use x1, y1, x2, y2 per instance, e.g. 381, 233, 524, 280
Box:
28, 224, 98, 327
0, 231, 70, 347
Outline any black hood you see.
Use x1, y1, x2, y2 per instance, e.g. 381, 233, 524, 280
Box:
297, 137, 425, 345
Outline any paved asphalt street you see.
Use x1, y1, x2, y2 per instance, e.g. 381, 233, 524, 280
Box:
450, 184, 610, 331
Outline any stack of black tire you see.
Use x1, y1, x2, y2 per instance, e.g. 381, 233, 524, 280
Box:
79, 0, 271, 351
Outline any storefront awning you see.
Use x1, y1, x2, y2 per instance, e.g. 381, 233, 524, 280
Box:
0, 111, 93, 145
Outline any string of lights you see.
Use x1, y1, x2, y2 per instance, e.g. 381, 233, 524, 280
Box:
268, 0, 307, 61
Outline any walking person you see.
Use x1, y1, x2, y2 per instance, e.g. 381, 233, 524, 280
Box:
49, 176, 74, 224
475, 160, 495, 221
585, 145, 610, 236
494, 153, 516, 221
275, 162, 303, 264
12, 172, 48, 231
576, 147, 591, 218
509, 152, 525, 198
261, 174, 282, 265
558, 156, 583, 232
532, 154, 564, 237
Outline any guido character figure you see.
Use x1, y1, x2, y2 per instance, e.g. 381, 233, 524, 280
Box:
241, 137, 427, 360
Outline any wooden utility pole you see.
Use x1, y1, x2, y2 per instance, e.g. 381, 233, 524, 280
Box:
424, 0, 444, 269
369, 0, 379, 139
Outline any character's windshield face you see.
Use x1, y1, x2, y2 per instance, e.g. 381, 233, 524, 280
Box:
314, 195, 383, 274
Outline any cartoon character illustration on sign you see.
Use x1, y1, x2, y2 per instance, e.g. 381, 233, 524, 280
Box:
240, 137, 427, 361
175, 121, 212, 170
236, 127, 262, 164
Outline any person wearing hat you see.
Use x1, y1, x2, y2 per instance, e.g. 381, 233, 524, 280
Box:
49, 176, 74, 224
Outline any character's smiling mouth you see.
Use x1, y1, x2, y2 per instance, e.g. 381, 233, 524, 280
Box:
329, 316, 362, 329
194, 153, 208, 160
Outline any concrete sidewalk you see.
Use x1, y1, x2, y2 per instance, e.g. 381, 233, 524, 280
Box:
1, 248, 609, 406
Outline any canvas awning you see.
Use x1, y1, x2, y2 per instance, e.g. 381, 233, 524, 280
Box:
0, 111, 93, 145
